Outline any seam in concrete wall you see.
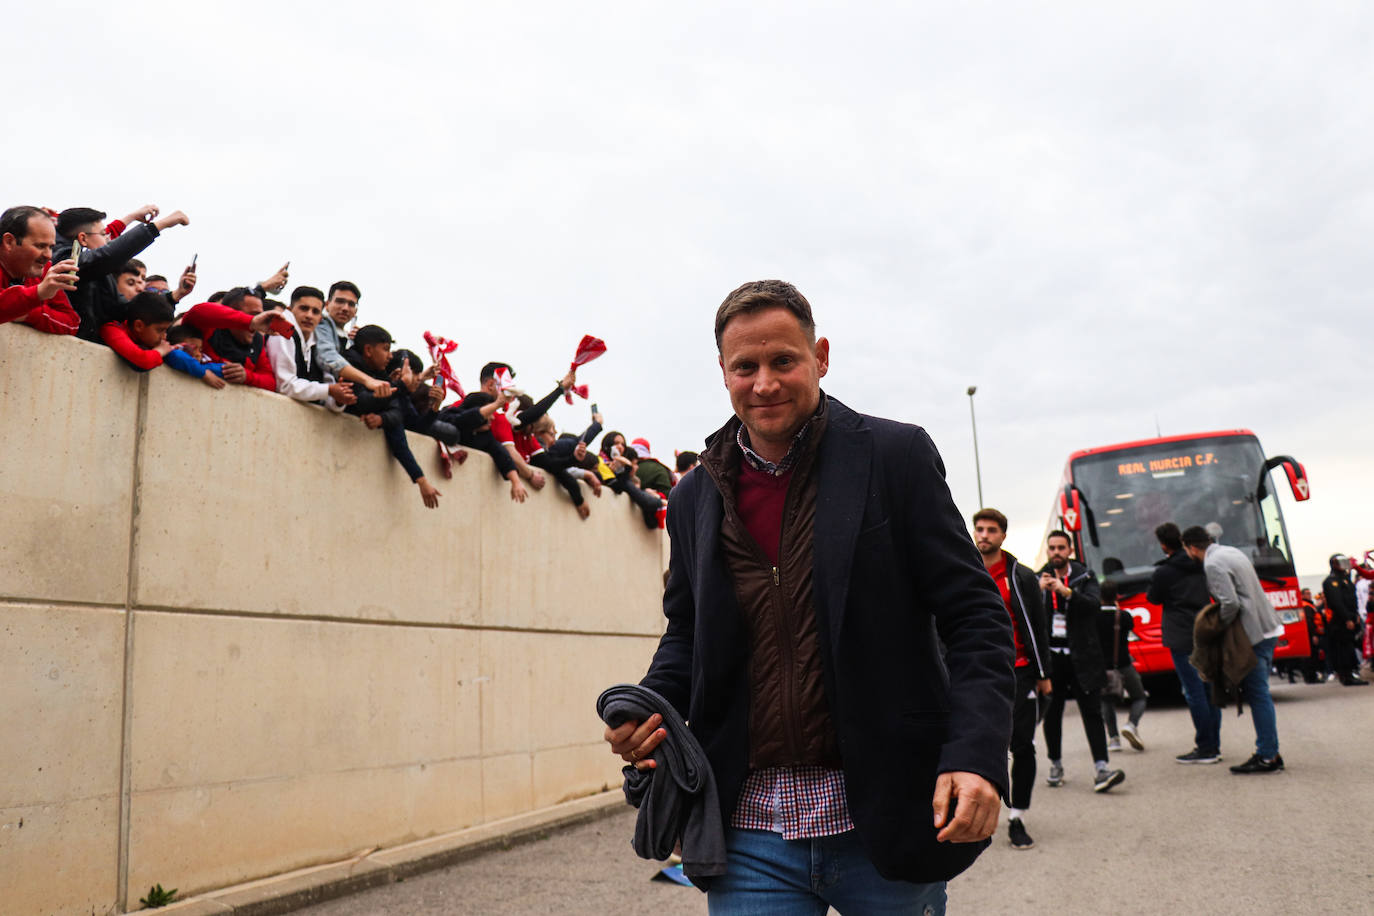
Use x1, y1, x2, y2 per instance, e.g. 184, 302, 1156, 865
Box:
116, 371, 150, 912
118, 604, 664, 638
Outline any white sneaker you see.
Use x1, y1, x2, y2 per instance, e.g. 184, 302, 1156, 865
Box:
1107, 737, 1122, 751
1121, 721, 1144, 751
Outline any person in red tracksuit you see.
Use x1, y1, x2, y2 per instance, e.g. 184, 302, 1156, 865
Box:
100, 292, 175, 371
0, 205, 81, 335
182, 288, 287, 390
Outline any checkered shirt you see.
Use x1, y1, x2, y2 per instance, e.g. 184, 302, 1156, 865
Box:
735, 410, 819, 477
731, 765, 854, 839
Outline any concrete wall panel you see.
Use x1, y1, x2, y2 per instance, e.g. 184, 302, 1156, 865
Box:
129, 612, 483, 791
532, 744, 623, 809
0, 797, 120, 916
0, 598, 123, 916
0, 604, 124, 806
128, 758, 484, 898
480, 753, 533, 822
479, 631, 660, 757
0, 326, 137, 605
478, 473, 666, 635
131, 369, 486, 626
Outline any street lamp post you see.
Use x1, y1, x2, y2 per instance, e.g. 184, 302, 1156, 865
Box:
967, 385, 983, 509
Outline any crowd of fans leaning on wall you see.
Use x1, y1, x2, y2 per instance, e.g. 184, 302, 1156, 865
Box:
0, 203, 700, 513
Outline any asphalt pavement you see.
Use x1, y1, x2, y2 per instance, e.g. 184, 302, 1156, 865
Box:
298, 677, 1373, 915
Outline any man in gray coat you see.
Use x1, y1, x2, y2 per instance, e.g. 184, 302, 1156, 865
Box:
1181, 526, 1285, 774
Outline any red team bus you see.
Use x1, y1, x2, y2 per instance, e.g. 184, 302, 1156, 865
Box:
1041, 430, 1312, 681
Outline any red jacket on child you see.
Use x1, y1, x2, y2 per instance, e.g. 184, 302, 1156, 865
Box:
99, 322, 163, 371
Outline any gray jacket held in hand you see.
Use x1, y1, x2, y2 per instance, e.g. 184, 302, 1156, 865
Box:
596, 683, 726, 882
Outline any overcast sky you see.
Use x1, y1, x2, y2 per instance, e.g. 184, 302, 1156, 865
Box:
16, 2, 1371, 574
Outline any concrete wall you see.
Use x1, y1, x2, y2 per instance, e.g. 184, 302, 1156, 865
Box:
0, 324, 666, 915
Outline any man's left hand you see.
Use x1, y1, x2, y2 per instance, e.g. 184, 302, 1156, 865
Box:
932, 771, 999, 843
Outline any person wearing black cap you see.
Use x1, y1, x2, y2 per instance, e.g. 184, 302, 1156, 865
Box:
343, 325, 441, 509
1323, 554, 1368, 686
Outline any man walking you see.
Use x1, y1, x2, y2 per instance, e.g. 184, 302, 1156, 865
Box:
1181, 526, 1286, 773
1146, 522, 1221, 763
1323, 554, 1369, 686
1039, 531, 1125, 793
604, 280, 1014, 913
973, 508, 1051, 850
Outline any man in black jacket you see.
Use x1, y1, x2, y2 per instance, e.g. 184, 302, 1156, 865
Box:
53, 205, 190, 340
1323, 555, 1368, 686
1146, 522, 1222, 762
603, 280, 1013, 911
343, 325, 441, 509
1040, 531, 1125, 793
973, 508, 1051, 850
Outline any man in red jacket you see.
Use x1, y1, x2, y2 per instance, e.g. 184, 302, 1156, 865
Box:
0, 205, 80, 335
184, 287, 284, 390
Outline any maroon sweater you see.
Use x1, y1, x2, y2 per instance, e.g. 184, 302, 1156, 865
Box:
736, 461, 792, 564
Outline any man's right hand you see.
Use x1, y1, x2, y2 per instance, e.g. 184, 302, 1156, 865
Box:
363, 378, 395, 398
37, 260, 78, 301
510, 479, 528, 503
361, 413, 383, 430
172, 266, 197, 302
328, 382, 356, 405
221, 363, 248, 385
1036, 678, 1053, 696
248, 309, 289, 337
604, 713, 666, 772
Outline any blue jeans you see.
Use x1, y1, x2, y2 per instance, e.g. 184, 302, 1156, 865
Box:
708, 828, 947, 915
1171, 648, 1222, 755
1240, 637, 1280, 758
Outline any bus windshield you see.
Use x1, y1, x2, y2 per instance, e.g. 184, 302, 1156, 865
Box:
1071, 435, 1294, 579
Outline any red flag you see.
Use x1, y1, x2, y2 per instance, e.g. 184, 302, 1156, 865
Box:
423, 331, 465, 399
563, 383, 590, 405
571, 335, 606, 370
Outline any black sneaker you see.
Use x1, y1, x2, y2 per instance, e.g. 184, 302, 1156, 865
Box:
1175, 748, 1222, 764
1093, 768, 1125, 792
1229, 753, 1284, 774
1008, 817, 1034, 849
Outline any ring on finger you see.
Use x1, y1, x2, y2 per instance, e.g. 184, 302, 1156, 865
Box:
629, 749, 640, 762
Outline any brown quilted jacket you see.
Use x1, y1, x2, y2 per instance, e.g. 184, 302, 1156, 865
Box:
698, 407, 841, 771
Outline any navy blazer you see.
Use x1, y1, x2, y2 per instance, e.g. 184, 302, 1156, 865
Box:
642, 396, 1014, 885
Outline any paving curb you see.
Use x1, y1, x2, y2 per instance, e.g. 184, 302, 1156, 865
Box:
126, 791, 627, 915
